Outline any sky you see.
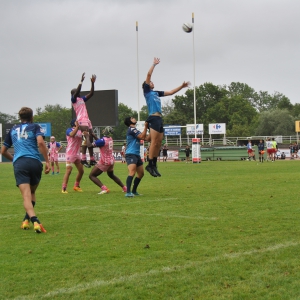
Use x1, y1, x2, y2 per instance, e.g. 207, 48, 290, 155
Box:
1, 0, 300, 117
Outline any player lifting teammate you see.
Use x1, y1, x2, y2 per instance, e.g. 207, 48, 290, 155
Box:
71, 72, 97, 168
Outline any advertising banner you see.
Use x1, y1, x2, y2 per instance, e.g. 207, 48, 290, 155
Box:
164, 125, 181, 136
209, 123, 226, 134
186, 124, 203, 135
37, 123, 52, 137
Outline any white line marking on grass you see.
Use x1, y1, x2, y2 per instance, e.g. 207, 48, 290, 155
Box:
0, 198, 181, 220
97, 209, 218, 221
13, 241, 299, 300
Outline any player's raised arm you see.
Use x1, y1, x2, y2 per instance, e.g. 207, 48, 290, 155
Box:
145, 57, 160, 84
85, 74, 96, 100
164, 81, 190, 96
72, 72, 85, 99
69, 121, 80, 137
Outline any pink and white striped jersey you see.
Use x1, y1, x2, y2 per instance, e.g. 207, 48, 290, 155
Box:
48, 142, 60, 155
65, 128, 82, 158
98, 136, 114, 165
72, 96, 90, 123
48, 141, 61, 161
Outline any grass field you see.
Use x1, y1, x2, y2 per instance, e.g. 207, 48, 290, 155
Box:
0, 160, 299, 299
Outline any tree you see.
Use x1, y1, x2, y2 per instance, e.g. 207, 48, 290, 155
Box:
112, 103, 137, 140
206, 95, 258, 136
255, 109, 294, 136
33, 105, 72, 141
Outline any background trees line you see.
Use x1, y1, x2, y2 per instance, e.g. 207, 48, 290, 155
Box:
1, 82, 299, 141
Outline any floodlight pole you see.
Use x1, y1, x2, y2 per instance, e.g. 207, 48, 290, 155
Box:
136, 21, 140, 122
192, 12, 196, 138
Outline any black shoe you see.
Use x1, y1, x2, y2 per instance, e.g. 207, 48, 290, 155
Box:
81, 160, 91, 168
89, 160, 97, 166
145, 165, 157, 177
152, 166, 161, 177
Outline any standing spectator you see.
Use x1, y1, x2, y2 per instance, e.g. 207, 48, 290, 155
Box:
48, 136, 62, 175
162, 144, 168, 162
289, 143, 294, 159
158, 147, 162, 162
142, 57, 190, 177
1, 107, 50, 233
293, 142, 299, 159
247, 140, 255, 161
257, 139, 265, 163
124, 117, 148, 196
266, 138, 273, 161
185, 145, 191, 163
71, 72, 97, 168
144, 146, 148, 162
61, 120, 84, 193
83, 127, 126, 194
121, 143, 126, 163
271, 138, 277, 162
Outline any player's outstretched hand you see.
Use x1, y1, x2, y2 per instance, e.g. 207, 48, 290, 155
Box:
91, 74, 97, 83
81, 72, 85, 82
44, 162, 50, 174
153, 57, 160, 66
182, 81, 191, 88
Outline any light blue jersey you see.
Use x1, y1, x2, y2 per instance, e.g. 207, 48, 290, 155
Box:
143, 83, 164, 116
4, 123, 44, 164
126, 127, 142, 156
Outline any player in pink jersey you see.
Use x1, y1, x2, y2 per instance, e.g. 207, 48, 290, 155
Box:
47, 136, 62, 175
61, 120, 84, 193
83, 126, 126, 195
71, 72, 97, 168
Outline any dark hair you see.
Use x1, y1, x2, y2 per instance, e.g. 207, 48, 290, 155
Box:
103, 126, 114, 136
70, 119, 76, 127
142, 81, 146, 89
19, 107, 33, 122
124, 117, 132, 127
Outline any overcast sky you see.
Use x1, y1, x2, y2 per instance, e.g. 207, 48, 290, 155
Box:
1, 0, 299, 117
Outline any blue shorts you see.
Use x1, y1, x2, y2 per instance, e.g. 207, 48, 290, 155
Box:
14, 157, 43, 186
125, 154, 143, 167
146, 115, 163, 133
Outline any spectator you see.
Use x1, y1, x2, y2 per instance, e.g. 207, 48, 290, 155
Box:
162, 144, 168, 162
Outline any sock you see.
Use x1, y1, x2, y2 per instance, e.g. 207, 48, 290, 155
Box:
62, 184, 67, 191
30, 216, 39, 224
90, 157, 95, 161
126, 176, 133, 193
75, 181, 80, 187
23, 201, 36, 221
132, 177, 141, 193
101, 185, 108, 191
52, 166, 54, 172
81, 154, 87, 160
148, 159, 153, 167
153, 157, 157, 167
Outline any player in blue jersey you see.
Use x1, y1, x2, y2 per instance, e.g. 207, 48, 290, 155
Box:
1, 107, 50, 233
124, 117, 148, 197
142, 57, 190, 177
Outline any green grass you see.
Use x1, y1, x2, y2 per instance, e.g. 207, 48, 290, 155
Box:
0, 160, 300, 299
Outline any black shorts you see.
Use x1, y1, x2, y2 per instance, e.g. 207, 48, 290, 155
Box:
125, 154, 143, 167
146, 115, 163, 133
14, 157, 43, 186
